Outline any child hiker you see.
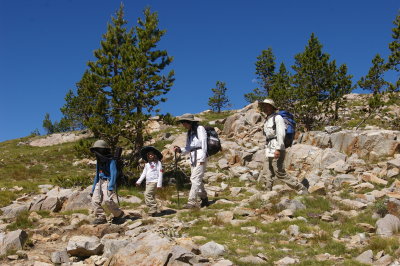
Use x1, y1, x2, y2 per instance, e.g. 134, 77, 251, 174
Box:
136, 146, 163, 217
90, 140, 125, 224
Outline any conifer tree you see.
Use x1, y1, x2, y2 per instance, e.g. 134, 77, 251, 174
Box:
292, 33, 331, 130
387, 11, 400, 90
244, 48, 276, 103
42, 113, 54, 135
62, 5, 174, 155
358, 54, 389, 95
327, 61, 353, 120
269, 63, 294, 111
208, 81, 230, 113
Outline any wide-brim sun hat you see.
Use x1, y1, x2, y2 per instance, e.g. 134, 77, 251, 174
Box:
177, 113, 201, 122
90, 140, 110, 153
140, 146, 163, 162
259, 98, 277, 109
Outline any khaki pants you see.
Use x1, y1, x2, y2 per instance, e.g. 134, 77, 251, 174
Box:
144, 182, 158, 214
92, 179, 123, 219
188, 161, 208, 207
258, 150, 302, 190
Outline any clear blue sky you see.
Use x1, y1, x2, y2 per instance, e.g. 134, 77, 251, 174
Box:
0, 0, 398, 142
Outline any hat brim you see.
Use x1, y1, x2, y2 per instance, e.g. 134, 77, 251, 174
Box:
90, 147, 110, 153
258, 101, 276, 108
140, 146, 163, 162
177, 117, 201, 122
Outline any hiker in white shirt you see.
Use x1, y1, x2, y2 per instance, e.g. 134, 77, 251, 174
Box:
174, 113, 209, 209
136, 146, 163, 216
258, 99, 306, 194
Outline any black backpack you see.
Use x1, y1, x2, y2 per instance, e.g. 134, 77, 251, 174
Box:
192, 125, 222, 157
204, 126, 222, 157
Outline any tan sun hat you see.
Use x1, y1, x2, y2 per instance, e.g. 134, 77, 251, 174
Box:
259, 98, 277, 109
177, 113, 201, 122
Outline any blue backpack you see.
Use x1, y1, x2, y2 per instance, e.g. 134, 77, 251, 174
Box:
272, 110, 296, 148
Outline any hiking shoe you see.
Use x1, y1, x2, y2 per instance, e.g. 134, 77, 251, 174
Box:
200, 197, 209, 207
92, 217, 107, 225
111, 213, 126, 224
182, 204, 198, 209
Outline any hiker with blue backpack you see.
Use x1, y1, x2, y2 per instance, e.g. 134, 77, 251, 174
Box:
90, 140, 125, 224
174, 113, 210, 209
257, 99, 308, 194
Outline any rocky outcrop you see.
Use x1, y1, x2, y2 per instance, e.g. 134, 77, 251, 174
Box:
29, 130, 93, 147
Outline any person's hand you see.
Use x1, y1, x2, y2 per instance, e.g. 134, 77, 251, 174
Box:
274, 150, 281, 159
89, 193, 93, 198
174, 146, 181, 153
199, 162, 205, 165
136, 183, 140, 187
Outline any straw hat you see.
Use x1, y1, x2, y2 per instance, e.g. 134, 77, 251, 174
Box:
177, 113, 201, 122
259, 98, 277, 109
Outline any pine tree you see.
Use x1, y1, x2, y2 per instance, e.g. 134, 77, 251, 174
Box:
42, 113, 54, 135
358, 54, 389, 95
292, 33, 331, 130
269, 62, 294, 111
244, 48, 276, 103
327, 61, 353, 120
61, 5, 174, 155
387, 11, 400, 90
208, 81, 230, 113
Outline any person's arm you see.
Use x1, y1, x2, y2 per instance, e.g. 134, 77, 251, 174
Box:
157, 162, 163, 188
180, 133, 191, 155
107, 160, 117, 191
136, 164, 147, 185
197, 126, 207, 163
275, 115, 286, 151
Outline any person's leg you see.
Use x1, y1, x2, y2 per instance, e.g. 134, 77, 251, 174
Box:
187, 163, 204, 207
275, 150, 303, 190
92, 180, 107, 224
144, 182, 158, 214
197, 162, 209, 207
103, 181, 124, 218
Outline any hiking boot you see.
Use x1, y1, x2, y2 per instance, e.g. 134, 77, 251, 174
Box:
200, 197, 209, 207
182, 204, 198, 209
92, 217, 107, 225
111, 213, 126, 224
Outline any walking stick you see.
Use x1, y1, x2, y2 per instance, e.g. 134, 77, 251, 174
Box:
174, 150, 180, 207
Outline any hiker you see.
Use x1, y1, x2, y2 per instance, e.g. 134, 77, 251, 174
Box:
136, 146, 163, 217
258, 99, 307, 194
90, 140, 125, 224
174, 113, 209, 209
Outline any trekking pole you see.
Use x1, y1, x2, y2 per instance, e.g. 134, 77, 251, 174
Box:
174, 150, 180, 207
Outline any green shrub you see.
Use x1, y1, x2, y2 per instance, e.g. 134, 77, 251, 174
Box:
74, 138, 96, 159
6, 210, 33, 230
51, 174, 92, 188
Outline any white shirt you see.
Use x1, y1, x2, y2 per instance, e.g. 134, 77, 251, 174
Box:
136, 161, 163, 187
264, 113, 286, 157
181, 125, 207, 165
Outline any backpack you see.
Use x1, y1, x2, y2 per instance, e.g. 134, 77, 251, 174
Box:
95, 147, 125, 182
204, 126, 222, 157
193, 125, 222, 157
272, 110, 296, 148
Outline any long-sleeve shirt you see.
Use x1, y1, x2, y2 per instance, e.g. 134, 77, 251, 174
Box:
91, 159, 117, 193
181, 125, 207, 166
264, 113, 286, 157
136, 161, 163, 188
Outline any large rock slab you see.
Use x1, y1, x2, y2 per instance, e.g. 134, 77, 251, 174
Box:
298, 130, 400, 160
376, 214, 400, 237
0, 230, 28, 256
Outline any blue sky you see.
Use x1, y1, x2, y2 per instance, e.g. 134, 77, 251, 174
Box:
0, 0, 398, 142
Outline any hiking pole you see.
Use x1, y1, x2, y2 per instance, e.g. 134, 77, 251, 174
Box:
174, 150, 180, 208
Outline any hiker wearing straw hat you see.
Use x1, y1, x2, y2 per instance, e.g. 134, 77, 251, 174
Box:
258, 99, 307, 194
136, 146, 163, 217
173, 113, 209, 209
